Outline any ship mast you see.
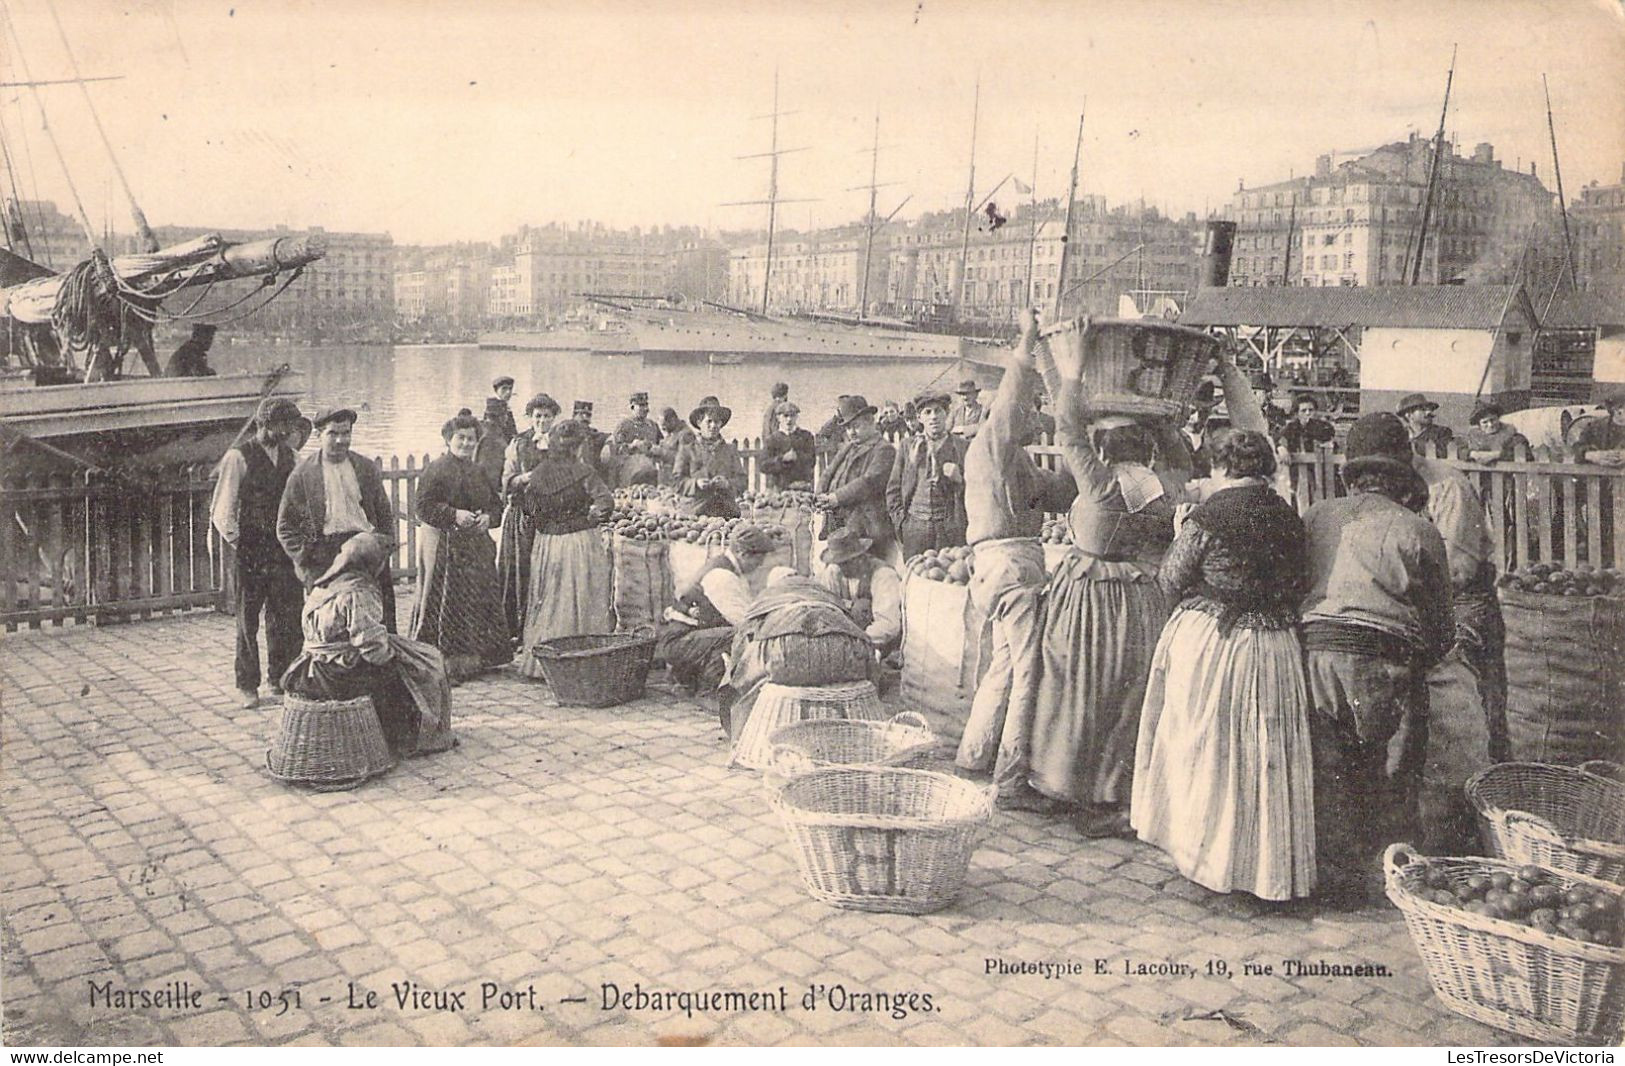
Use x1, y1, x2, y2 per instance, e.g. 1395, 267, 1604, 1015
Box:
722, 69, 813, 316
1411, 44, 1456, 285
1024, 130, 1039, 308
955, 76, 980, 316
1051, 106, 1085, 321
1543, 74, 1577, 292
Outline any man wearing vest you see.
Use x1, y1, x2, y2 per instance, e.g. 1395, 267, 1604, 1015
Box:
213, 398, 306, 708
657, 523, 777, 698
276, 406, 399, 633
813, 528, 902, 655
887, 390, 968, 559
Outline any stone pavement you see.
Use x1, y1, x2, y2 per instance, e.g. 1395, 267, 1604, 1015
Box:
1, 597, 1521, 1047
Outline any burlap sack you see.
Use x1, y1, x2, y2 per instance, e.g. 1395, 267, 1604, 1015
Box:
610, 534, 672, 632
1501, 588, 1625, 765
899, 573, 992, 720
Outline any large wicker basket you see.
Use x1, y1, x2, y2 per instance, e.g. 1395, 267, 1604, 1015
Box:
1035, 315, 1218, 420
1467, 762, 1625, 884
768, 766, 995, 914
266, 694, 393, 792
531, 632, 657, 707
767, 712, 939, 776
730, 680, 885, 770
1384, 844, 1625, 1045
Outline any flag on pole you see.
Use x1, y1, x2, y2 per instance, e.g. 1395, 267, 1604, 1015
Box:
1011, 177, 1033, 195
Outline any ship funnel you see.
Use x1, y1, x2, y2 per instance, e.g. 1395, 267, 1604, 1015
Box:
1199, 221, 1236, 289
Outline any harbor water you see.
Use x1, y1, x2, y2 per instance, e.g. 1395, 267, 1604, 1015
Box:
211, 343, 968, 459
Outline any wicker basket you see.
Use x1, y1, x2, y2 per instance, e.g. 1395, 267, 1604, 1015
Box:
767, 712, 939, 777
1035, 315, 1218, 420
730, 680, 885, 770
768, 766, 995, 914
266, 694, 393, 792
531, 632, 657, 707
1467, 762, 1625, 884
1384, 844, 1625, 1045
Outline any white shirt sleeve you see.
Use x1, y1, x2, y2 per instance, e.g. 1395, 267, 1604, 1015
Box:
700, 567, 753, 627
210, 449, 248, 545
867, 565, 903, 646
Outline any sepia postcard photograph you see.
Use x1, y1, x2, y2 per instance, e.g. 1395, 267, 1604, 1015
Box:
1, 0, 1623, 1051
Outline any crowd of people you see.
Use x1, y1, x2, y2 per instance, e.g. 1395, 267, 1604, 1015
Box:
213, 337, 1528, 911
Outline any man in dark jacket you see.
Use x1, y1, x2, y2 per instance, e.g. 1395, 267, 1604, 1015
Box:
886, 390, 968, 558
758, 401, 816, 490
276, 406, 398, 631
816, 395, 897, 558
212, 397, 303, 707
1301, 412, 1455, 905
1280, 393, 1337, 454
1398, 393, 1455, 457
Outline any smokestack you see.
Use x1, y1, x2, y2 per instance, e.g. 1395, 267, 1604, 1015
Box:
1199, 220, 1237, 289
1473, 142, 1495, 166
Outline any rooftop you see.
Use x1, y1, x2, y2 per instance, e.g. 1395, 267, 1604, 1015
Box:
1180, 284, 1536, 330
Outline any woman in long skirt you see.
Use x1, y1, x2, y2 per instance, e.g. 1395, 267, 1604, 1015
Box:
409, 410, 513, 680
1131, 431, 1315, 900
498, 394, 558, 639
516, 419, 615, 680
1027, 358, 1176, 836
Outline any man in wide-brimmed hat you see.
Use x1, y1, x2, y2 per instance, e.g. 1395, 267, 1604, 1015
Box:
948, 379, 986, 439
816, 394, 897, 557
813, 527, 902, 654
674, 398, 745, 517
1300, 412, 1455, 905
213, 397, 305, 707
1397, 392, 1454, 457
887, 389, 968, 558
276, 405, 398, 633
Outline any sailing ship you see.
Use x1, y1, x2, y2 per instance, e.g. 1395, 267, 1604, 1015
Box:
0, 18, 324, 479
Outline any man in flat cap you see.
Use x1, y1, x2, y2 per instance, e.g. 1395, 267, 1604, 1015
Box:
658, 523, 778, 698
762, 382, 790, 445
887, 390, 968, 558
488, 376, 519, 440
212, 397, 305, 707
610, 391, 663, 487
947, 379, 986, 439
1397, 393, 1454, 457
474, 376, 519, 496
1573, 388, 1625, 465
571, 400, 610, 479
276, 405, 398, 632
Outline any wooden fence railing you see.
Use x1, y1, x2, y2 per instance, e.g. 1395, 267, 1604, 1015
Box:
10, 436, 1623, 631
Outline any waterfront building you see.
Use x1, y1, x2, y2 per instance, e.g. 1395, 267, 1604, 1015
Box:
394, 243, 493, 334
3, 200, 96, 270
138, 223, 395, 341
886, 197, 1200, 322
1573, 165, 1625, 299
727, 225, 885, 314
1226, 136, 1563, 294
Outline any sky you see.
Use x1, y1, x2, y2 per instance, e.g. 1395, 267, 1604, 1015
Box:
2, 0, 1623, 246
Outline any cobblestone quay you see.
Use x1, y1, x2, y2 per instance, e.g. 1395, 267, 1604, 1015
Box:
1, 594, 1518, 1046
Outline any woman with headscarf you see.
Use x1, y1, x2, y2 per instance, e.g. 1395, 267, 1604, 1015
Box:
498, 393, 558, 640
281, 532, 454, 756
409, 410, 513, 681
516, 419, 615, 680
673, 398, 745, 518
1131, 430, 1316, 901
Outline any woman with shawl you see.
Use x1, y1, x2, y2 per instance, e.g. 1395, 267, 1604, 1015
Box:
516, 419, 615, 680
408, 410, 513, 680
498, 393, 559, 640
281, 532, 454, 756
1131, 430, 1316, 901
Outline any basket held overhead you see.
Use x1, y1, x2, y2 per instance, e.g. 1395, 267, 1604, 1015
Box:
1035, 316, 1220, 420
